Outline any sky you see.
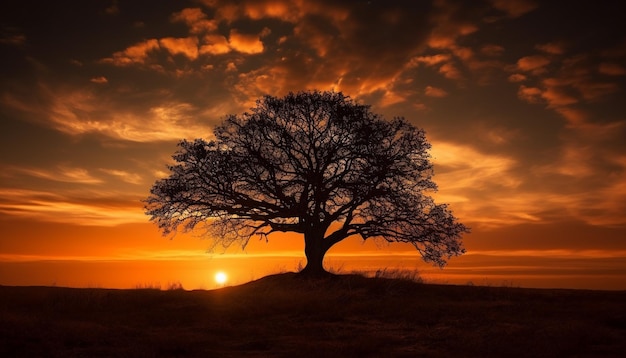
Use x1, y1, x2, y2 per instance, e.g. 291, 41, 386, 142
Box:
1, 0, 625, 290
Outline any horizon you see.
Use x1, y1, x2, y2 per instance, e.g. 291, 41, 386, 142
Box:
3, 237, 626, 291
1, 0, 625, 291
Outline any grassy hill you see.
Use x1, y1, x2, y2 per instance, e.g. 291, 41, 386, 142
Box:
2, 273, 625, 357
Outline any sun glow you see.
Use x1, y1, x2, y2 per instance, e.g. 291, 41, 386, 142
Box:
214, 271, 228, 285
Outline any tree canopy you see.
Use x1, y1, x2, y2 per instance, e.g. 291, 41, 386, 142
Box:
145, 91, 468, 275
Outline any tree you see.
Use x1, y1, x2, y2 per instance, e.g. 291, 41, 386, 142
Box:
145, 91, 468, 276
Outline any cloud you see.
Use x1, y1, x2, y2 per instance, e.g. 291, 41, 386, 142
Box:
2, 165, 103, 184
105, 0, 119, 15
6, 86, 215, 142
544, 119, 626, 173
228, 29, 264, 54
424, 86, 448, 98
0, 189, 145, 226
101, 39, 160, 66
539, 83, 578, 108
574, 82, 619, 102
96, 0, 473, 109
471, 122, 520, 145
292, 19, 337, 57
99, 169, 143, 185
230, 59, 350, 108
171, 8, 217, 34
536, 42, 565, 55
431, 141, 520, 191
517, 85, 542, 103
516, 55, 550, 73
434, 136, 625, 227
159, 37, 199, 60
410, 54, 452, 67
377, 90, 407, 107
199, 34, 231, 55
490, 0, 538, 18
0, 32, 26, 46
481, 44, 505, 56
513, 51, 622, 127
438, 63, 463, 80
426, 0, 478, 55
202, 0, 436, 107
241, 1, 300, 22
552, 107, 586, 126
508, 73, 527, 82
426, 141, 535, 227
90, 76, 108, 84
521, 104, 626, 226
598, 62, 626, 76
427, 8, 478, 50
225, 62, 238, 72
406, 2, 513, 86
205, 0, 350, 25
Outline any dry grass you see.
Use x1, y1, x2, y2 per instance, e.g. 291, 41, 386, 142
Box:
1, 272, 625, 357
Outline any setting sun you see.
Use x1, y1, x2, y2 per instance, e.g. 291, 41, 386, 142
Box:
215, 271, 228, 285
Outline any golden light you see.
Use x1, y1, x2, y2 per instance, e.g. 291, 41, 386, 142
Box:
214, 271, 228, 285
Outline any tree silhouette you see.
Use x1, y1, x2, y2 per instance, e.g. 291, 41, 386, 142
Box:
145, 91, 468, 276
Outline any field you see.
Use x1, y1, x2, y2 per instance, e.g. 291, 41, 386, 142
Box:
1, 273, 625, 357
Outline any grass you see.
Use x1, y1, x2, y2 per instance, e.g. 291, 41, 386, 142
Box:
1, 272, 625, 357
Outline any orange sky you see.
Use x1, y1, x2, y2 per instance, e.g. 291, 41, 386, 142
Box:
1, 0, 625, 290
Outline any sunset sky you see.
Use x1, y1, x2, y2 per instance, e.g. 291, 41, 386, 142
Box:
1, 0, 625, 290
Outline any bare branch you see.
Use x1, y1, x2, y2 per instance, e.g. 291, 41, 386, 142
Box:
145, 91, 468, 275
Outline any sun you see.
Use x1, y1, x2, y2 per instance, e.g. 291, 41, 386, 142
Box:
214, 271, 228, 285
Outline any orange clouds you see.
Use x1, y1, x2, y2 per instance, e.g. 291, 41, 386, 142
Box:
432, 141, 520, 191
159, 37, 199, 60
517, 85, 542, 103
481, 44, 505, 57
89, 76, 108, 84
516, 55, 550, 73
536, 42, 565, 55
169, 7, 271, 57
508, 36, 626, 228
95, 0, 523, 111
511, 41, 623, 133
240, 1, 297, 21
410, 54, 464, 81
598, 62, 626, 76
0, 188, 145, 226
2, 165, 102, 185
428, 141, 528, 227
411, 54, 452, 67
171, 7, 217, 34
424, 86, 448, 98
102, 39, 160, 66
539, 84, 578, 108
5, 86, 215, 142
200, 34, 230, 55
438, 63, 463, 80
228, 29, 265, 54
99, 169, 143, 185
508, 73, 527, 82
101, 9, 272, 68
490, 0, 537, 18
0, 26, 27, 47
4, 0, 625, 237
217, 0, 349, 25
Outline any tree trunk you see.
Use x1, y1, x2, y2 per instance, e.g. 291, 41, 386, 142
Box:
299, 230, 331, 277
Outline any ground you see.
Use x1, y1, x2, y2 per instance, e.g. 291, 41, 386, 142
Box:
1, 273, 625, 357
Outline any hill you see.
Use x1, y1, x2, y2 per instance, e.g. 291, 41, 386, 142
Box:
1, 273, 625, 357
